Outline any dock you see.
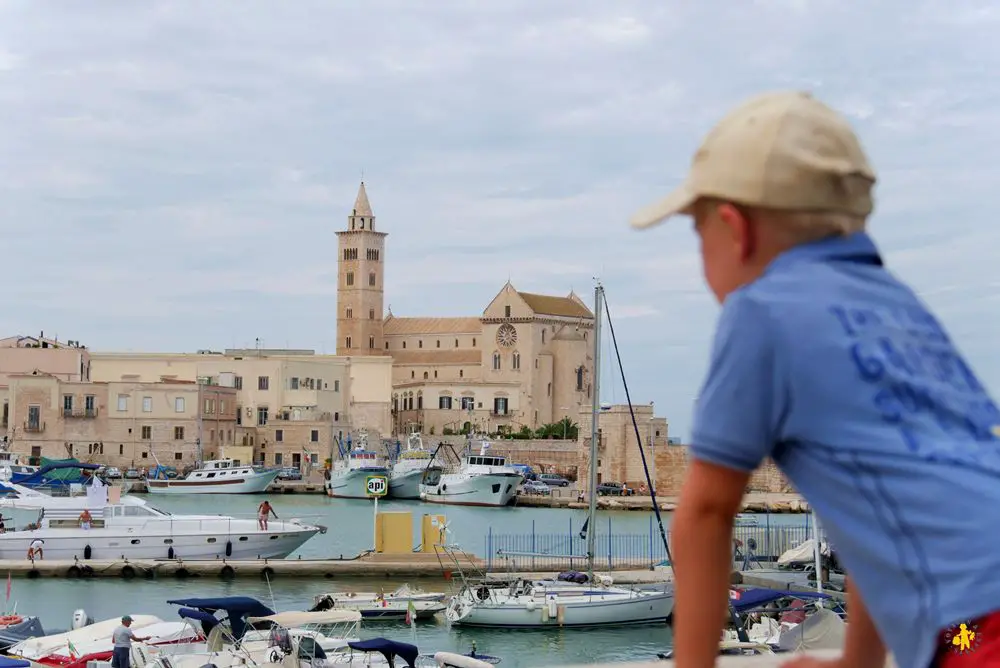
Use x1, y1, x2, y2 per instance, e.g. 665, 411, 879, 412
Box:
569, 653, 901, 668
6, 552, 486, 580
513, 491, 810, 513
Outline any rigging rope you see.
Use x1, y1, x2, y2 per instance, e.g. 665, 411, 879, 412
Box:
601, 292, 673, 567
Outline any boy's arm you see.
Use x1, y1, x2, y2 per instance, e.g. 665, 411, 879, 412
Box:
841, 577, 886, 667
672, 460, 750, 668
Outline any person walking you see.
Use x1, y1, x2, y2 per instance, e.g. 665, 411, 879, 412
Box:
111, 615, 150, 668
257, 500, 277, 531
629, 90, 1000, 668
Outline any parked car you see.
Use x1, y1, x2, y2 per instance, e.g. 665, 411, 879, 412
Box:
124, 468, 141, 479
597, 481, 626, 496
538, 473, 570, 487
509, 464, 537, 481
277, 467, 302, 481
105, 467, 123, 479
521, 480, 551, 496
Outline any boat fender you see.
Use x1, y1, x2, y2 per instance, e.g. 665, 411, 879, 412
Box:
556, 604, 566, 627
121, 565, 136, 579
220, 565, 235, 579
261, 566, 275, 580
525, 599, 537, 612
81, 565, 95, 578
547, 596, 558, 617
67, 565, 82, 578
442, 484, 447, 492
541, 606, 549, 622
83, 544, 92, 560
167, 546, 175, 560
175, 567, 190, 579
225, 541, 233, 557
0, 614, 23, 626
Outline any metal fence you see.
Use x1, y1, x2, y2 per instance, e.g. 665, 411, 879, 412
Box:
483, 516, 813, 572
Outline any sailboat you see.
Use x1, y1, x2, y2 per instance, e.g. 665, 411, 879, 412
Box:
444, 283, 675, 628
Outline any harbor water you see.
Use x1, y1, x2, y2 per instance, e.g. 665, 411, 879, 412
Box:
3, 493, 810, 667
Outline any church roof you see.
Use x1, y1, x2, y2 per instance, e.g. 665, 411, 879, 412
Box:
383, 317, 483, 336
352, 181, 373, 217
517, 291, 593, 319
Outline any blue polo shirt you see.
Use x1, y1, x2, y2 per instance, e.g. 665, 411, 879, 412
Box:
690, 232, 1000, 668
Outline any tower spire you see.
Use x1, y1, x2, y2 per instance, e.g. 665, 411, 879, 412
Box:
353, 181, 374, 218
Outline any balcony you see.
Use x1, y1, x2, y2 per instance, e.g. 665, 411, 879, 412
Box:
64, 407, 99, 419
23, 421, 45, 433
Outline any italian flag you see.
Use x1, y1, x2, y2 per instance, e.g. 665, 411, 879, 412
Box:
67, 640, 79, 659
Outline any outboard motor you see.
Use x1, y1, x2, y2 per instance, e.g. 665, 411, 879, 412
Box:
71, 609, 92, 629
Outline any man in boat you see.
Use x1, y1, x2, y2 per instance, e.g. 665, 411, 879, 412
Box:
257, 499, 277, 531
630, 91, 1000, 668
111, 615, 150, 668
78, 509, 92, 529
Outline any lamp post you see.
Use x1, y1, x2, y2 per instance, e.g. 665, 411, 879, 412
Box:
560, 407, 570, 439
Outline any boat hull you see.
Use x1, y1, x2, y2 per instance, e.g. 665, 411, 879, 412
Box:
420, 472, 521, 507
448, 588, 674, 628
0, 523, 319, 560
145, 469, 279, 495
388, 469, 425, 499
326, 467, 389, 499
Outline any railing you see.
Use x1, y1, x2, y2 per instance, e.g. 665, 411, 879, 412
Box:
23, 421, 45, 433
64, 408, 99, 418
484, 517, 813, 572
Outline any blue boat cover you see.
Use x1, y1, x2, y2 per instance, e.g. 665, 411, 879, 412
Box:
348, 638, 419, 667
14, 461, 101, 487
167, 597, 274, 639
730, 588, 831, 613
177, 608, 221, 630
0, 657, 30, 668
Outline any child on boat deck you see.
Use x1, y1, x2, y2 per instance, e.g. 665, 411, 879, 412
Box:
629, 90, 1000, 668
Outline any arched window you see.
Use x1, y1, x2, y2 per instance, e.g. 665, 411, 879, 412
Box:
492, 352, 501, 371
512, 352, 521, 371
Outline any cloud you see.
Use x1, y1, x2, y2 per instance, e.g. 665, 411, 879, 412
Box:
0, 0, 998, 438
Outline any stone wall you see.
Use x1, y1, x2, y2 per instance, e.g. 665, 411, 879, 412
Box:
652, 446, 792, 496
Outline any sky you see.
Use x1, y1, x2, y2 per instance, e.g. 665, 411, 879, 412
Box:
0, 1, 998, 439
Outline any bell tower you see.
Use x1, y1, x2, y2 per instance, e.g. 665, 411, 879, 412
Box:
336, 181, 387, 356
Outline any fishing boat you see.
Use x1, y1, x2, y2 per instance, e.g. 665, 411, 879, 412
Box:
310, 585, 448, 621
325, 428, 389, 500
0, 439, 37, 482
388, 430, 441, 499
0, 476, 323, 560
419, 436, 522, 507
146, 459, 279, 495
444, 283, 675, 628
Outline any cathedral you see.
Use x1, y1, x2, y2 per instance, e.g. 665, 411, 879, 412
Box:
336, 182, 596, 437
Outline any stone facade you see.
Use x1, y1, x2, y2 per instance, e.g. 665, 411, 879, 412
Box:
5, 372, 237, 468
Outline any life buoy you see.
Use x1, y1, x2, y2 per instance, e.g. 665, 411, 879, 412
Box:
0, 615, 22, 626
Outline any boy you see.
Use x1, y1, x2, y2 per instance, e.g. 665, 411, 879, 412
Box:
629, 91, 1000, 668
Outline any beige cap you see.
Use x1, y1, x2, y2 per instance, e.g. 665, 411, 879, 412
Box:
629, 91, 877, 229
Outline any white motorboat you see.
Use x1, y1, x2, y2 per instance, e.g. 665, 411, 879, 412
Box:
310, 585, 448, 621
444, 284, 675, 628
0, 477, 323, 560
419, 437, 522, 507
146, 459, 279, 495
325, 428, 388, 500
0, 439, 37, 482
388, 431, 441, 499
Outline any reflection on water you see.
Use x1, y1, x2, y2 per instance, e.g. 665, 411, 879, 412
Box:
8, 577, 672, 667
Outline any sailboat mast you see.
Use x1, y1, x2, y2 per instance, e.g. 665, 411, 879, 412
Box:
586, 283, 604, 573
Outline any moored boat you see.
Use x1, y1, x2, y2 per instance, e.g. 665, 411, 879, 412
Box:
388, 431, 441, 500
146, 459, 279, 495
325, 428, 389, 500
311, 585, 448, 621
419, 437, 522, 508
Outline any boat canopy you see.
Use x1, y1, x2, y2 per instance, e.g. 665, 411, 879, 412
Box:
0, 657, 30, 668
247, 610, 362, 626
15, 461, 100, 486
177, 608, 222, 630
347, 638, 419, 667
167, 596, 275, 639
729, 587, 831, 613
